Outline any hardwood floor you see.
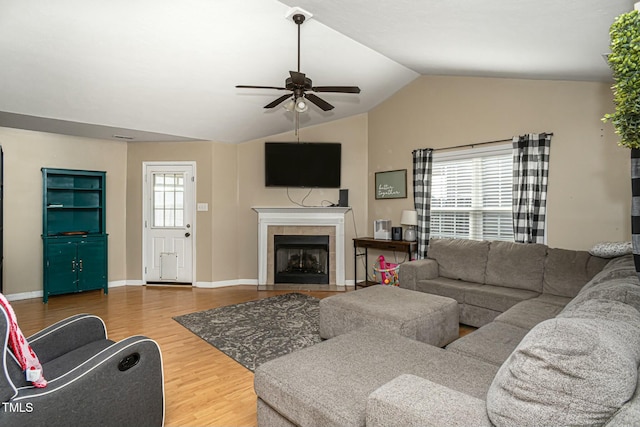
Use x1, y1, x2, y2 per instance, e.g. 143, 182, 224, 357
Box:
11, 285, 476, 427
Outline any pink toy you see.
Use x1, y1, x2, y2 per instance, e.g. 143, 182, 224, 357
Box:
377, 255, 399, 285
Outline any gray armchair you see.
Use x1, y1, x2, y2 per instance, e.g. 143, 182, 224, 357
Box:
0, 307, 164, 426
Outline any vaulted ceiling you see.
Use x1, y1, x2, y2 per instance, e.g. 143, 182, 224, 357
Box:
0, 0, 634, 143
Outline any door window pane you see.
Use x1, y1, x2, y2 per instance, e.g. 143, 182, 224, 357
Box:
153, 173, 185, 227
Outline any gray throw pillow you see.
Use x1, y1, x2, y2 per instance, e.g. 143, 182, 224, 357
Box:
589, 241, 632, 258
486, 316, 640, 426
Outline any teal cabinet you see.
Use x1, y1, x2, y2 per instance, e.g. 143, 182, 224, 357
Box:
42, 169, 108, 302
43, 236, 107, 301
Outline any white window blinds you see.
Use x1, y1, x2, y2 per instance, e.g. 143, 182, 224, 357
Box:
430, 145, 513, 241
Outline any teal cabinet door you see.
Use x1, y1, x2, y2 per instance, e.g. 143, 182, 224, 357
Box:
77, 239, 107, 291
46, 241, 78, 295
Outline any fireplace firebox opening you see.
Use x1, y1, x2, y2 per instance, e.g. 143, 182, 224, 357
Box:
274, 235, 329, 284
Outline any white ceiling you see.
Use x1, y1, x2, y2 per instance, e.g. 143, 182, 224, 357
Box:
0, 0, 634, 143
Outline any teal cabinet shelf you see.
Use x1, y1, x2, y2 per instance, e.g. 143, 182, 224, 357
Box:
42, 168, 108, 302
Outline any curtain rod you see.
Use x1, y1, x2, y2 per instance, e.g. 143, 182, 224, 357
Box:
414, 132, 554, 153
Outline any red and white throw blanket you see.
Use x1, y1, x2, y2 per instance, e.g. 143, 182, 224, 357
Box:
0, 294, 47, 388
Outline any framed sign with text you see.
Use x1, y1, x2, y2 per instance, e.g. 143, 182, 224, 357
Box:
375, 169, 407, 199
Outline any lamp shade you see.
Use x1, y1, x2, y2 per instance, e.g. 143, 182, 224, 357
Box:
400, 210, 418, 226
283, 98, 295, 112
294, 98, 308, 113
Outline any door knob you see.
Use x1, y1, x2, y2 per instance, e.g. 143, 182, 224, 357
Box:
185, 232, 191, 238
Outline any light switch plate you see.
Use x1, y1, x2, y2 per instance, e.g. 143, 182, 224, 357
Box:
197, 203, 208, 212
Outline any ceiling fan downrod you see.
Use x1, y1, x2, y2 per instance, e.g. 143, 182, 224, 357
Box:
293, 14, 305, 73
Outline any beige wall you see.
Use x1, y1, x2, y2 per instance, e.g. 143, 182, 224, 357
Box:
0, 127, 127, 295
236, 114, 369, 282
126, 141, 225, 283
368, 75, 630, 250
2, 76, 630, 297
210, 142, 239, 282
125, 113, 367, 286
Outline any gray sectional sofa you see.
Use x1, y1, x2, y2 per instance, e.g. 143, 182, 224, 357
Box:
254, 239, 640, 426
400, 238, 610, 327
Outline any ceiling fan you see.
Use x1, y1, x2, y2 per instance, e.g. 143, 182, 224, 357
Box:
235, 13, 361, 113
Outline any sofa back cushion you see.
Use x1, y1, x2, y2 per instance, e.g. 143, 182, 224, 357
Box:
427, 238, 489, 283
484, 241, 546, 292
582, 254, 637, 290
558, 298, 640, 325
542, 248, 609, 297
486, 313, 640, 426
564, 278, 640, 312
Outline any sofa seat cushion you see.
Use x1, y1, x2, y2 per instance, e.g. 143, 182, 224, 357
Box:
486, 314, 640, 427
446, 322, 529, 366
494, 299, 564, 330
427, 238, 489, 283
366, 374, 492, 427
255, 328, 499, 427
416, 277, 480, 303
460, 305, 501, 328
543, 248, 609, 297
485, 241, 546, 292
464, 285, 538, 313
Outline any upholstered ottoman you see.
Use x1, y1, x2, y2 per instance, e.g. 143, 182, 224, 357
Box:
320, 285, 459, 347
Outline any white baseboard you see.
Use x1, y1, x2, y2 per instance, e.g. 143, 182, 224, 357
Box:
195, 279, 258, 288
4, 277, 346, 301
5, 290, 43, 302
108, 280, 128, 288
123, 280, 145, 286
6, 281, 132, 302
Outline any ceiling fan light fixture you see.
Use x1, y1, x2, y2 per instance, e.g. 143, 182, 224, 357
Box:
283, 98, 295, 111
294, 97, 308, 113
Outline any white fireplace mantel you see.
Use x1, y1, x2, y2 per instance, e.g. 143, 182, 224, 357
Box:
253, 207, 351, 286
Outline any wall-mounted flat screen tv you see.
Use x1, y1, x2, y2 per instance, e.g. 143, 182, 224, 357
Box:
265, 142, 341, 188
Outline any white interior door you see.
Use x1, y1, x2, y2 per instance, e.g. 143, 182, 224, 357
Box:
143, 163, 195, 283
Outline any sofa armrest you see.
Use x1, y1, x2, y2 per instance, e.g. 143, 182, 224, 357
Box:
366, 374, 491, 427
10, 336, 164, 427
27, 314, 107, 364
399, 259, 438, 291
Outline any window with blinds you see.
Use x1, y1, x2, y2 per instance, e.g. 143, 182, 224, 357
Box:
430, 145, 514, 241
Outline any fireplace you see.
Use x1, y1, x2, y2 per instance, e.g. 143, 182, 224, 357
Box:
274, 235, 329, 284
253, 207, 350, 287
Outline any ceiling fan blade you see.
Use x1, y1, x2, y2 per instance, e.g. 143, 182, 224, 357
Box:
289, 71, 306, 86
264, 94, 292, 109
236, 85, 288, 90
312, 86, 361, 94
305, 93, 334, 111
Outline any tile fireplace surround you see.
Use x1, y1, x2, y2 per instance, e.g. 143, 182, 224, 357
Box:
253, 207, 351, 288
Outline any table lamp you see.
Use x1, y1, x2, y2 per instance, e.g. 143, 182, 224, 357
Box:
400, 210, 418, 242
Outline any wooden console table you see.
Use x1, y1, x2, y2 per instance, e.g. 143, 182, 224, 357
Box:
353, 237, 417, 288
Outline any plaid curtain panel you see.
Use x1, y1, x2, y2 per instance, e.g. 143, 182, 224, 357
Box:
413, 148, 433, 258
512, 133, 552, 243
631, 148, 640, 280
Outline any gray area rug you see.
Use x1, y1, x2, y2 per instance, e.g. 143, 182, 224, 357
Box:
173, 293, 321, 372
